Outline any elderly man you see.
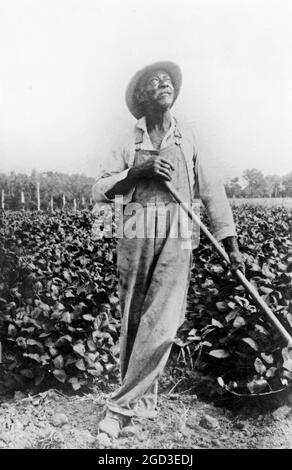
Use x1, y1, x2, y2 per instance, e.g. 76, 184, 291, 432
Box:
93, 61, 244, 437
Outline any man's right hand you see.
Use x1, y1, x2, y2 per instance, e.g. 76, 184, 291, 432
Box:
129, 157, 174, 182
105, 157, 174, 199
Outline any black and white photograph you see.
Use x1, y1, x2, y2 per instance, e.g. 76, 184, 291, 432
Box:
0, 0, 292, 452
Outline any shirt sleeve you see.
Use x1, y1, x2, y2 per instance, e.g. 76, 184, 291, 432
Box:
92, 146, 135, 204
193, 135, 237, 242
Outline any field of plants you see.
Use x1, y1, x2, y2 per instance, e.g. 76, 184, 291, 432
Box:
230, 198, 292, 209
0, 204, 292, 399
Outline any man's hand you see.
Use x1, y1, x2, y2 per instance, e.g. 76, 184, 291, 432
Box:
130, 156, 174, 182
228, 250, 245, 274
222, 236, 245, 274
105, 157, 174, 199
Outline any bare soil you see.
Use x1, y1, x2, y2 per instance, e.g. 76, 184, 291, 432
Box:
1, 373, 292, 449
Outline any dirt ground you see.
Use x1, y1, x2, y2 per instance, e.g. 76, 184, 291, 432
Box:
1, 373, 292, 450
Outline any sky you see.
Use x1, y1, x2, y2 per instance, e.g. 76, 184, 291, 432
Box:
0, 0, 291, 181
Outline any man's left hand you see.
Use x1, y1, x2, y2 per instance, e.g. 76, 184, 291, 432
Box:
222, 236, 245, 274
228, 250, 245, 274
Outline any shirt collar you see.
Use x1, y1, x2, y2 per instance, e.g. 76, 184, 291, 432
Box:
135, 115, 176, 134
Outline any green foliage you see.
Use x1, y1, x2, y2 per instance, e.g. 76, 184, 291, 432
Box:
0, 205, 292, 396
178, 206, 292, 395
0, 210, 120, 391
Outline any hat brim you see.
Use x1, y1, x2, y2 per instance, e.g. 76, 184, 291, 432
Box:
125, 61, 182, 120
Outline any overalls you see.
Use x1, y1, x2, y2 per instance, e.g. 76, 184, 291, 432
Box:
107, 127, 192, 418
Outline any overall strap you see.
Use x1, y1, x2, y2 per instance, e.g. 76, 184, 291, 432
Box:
134, 127, 144, 152
173, 117, 182, 146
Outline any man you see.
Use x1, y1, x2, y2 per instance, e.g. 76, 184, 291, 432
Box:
92, 61, 244, 438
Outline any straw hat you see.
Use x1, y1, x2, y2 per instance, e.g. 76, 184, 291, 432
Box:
125, 61, 182, 119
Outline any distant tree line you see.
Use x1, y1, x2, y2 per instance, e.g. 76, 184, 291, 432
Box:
0, 170, 95, 210
0, 168, 292, 210
225, 169, 292, 198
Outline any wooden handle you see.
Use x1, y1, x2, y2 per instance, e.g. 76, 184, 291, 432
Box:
164, 181, 292, 346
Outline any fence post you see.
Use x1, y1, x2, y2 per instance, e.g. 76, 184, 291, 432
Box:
1, 190, 4, 210
36, 182, 40, 211
21, 191, 25, 211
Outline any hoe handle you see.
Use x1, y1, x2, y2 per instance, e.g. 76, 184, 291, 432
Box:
164, 180, 292, 346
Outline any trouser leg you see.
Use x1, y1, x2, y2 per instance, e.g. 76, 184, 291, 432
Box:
108, 228, 191, 418
117, 208, 157, 381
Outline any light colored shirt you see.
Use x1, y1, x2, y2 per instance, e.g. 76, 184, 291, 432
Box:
92, 115, 237, 241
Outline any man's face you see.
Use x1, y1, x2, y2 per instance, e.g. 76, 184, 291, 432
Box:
138, 69, 175, 111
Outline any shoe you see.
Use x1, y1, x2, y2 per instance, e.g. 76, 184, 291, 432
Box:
98, 410, 132, 439
119, 424, 140, 438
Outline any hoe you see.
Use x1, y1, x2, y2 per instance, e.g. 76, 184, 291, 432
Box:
164, 181, 292, 347
165, 181, 292, 396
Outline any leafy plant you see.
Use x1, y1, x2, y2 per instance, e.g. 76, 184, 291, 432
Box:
0, 210, 120, 391
1, 205, 292, 395
178, 205, 292, 395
